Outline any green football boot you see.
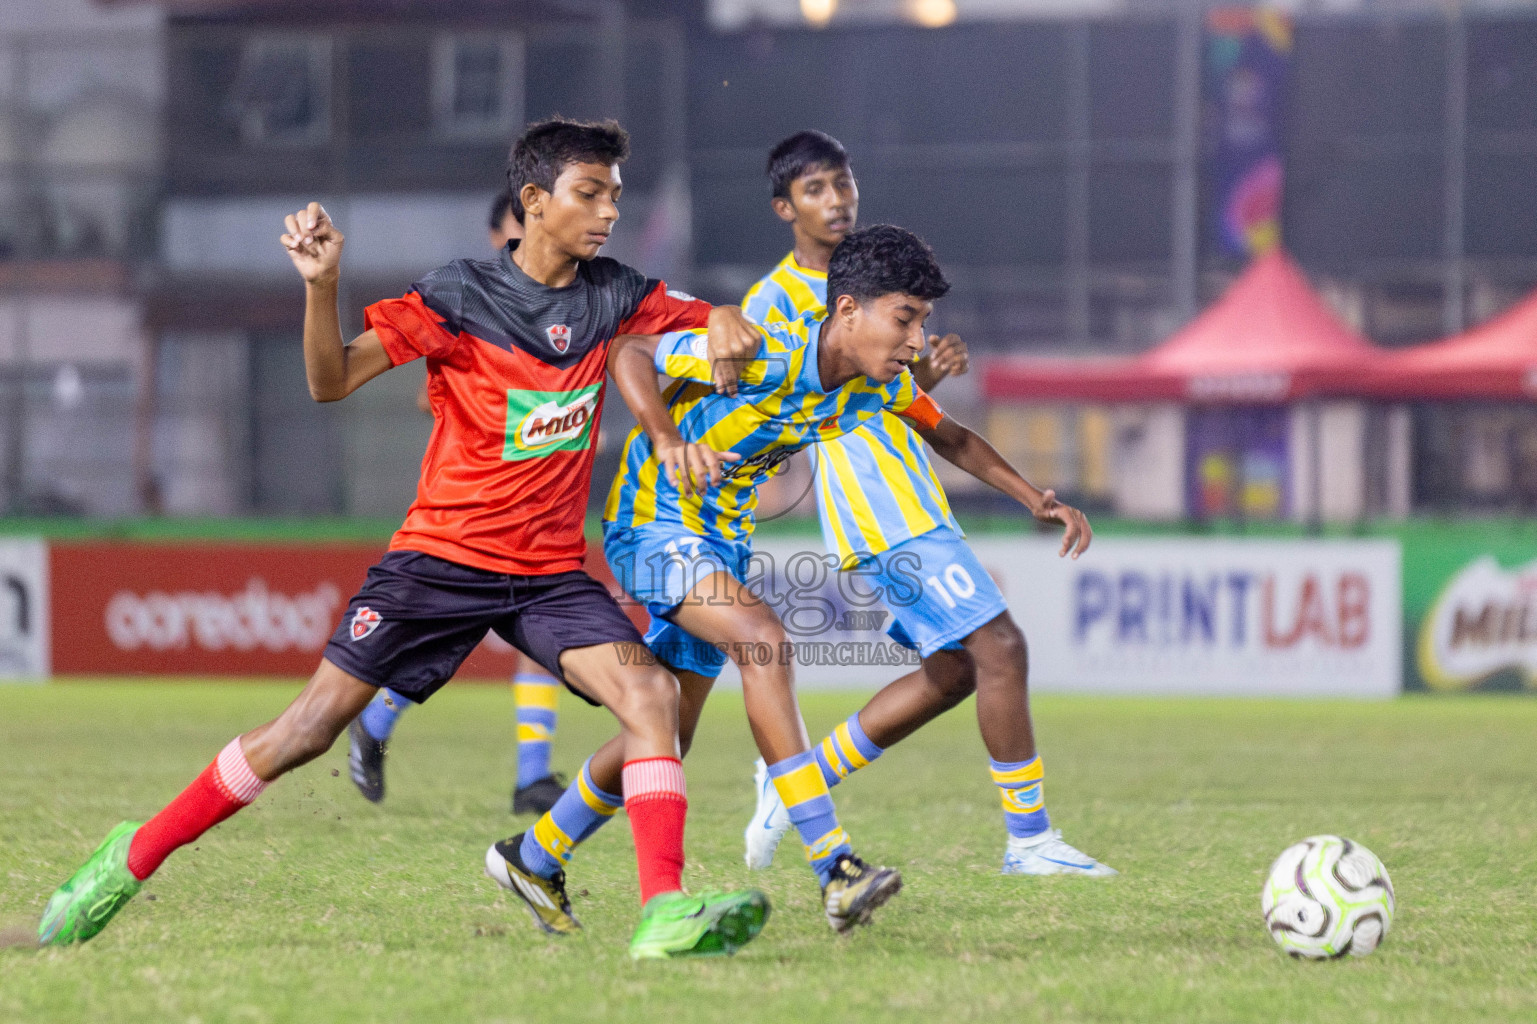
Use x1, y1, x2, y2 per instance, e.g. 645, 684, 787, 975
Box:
38, 821, 145, 946
628, 888, 770, 961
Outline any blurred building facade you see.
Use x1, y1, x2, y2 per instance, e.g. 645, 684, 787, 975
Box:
148, 0, 690, 517
0, 0, 163, 516
2, 0, 1535, 520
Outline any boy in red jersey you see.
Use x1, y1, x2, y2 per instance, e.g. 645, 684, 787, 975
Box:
350, 188, 575, 816
37, 119, 769, 960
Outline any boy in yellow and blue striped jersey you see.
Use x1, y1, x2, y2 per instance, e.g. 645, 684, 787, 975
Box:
738, 132, 1115, 878
518, 226, 1099, 934
523, 226, 968, 934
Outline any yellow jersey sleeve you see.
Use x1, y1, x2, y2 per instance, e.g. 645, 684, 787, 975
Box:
652, 327, 779, 388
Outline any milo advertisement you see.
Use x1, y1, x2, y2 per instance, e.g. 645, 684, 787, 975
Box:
1404, 524, 1537, 692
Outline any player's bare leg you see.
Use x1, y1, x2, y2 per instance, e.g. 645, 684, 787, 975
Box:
557, 641, 681, 762
486, 641, 768, 957
582, 667, 718, 794
962, 614, 1037, 763
746, 649, 974, 868
666, 574, 812, 762
39, 660, 378, 945
962, 612, 1114, 877
243, 661, 382, 778
669, 571, 902, 931
854, 649, 976, 748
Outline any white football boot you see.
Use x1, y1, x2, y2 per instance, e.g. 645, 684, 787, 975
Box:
1001, 828, 1118, 877
743, 758, 793, 870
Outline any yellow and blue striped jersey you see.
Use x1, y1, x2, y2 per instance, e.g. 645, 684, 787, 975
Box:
743, 254, 962, 568
742, 252, 827, 326
602, 315, 944, 543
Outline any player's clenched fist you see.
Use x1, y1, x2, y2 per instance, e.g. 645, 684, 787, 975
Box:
705, 305, 762, 397
926, 333, 968, 379
281, 201, 344, 285
911, 332, 968, 391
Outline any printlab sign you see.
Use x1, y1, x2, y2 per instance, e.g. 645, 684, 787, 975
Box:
969, 538, 1402, 697
713, 537, 1401, 696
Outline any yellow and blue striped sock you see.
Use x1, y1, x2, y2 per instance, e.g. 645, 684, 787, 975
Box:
991, 756, 1050, 839
514, 671, 560, 787
768, 750, 853, 886
812, 712, 883, 787
520, 756, 624, 879
358, 688, 413, 741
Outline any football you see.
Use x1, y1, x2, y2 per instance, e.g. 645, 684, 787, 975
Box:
1261, 835, 1395, 959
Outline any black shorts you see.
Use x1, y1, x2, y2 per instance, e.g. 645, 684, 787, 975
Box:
323, 550, 643, 706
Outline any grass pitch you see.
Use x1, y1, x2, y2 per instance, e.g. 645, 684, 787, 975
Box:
2, 683, 1534, 1024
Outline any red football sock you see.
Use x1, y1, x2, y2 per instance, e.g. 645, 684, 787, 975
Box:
622, 757, 687, 905
126, 737, 270, 881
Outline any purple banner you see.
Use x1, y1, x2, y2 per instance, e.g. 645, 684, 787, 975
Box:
1204, 8, 1292, 258
1186, 406, 1290, 520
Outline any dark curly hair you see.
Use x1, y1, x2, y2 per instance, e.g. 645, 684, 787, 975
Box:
506, 118, 629, 225
488, 187, 516, 230
767, 130, 850, 200
827, 225, 950, 307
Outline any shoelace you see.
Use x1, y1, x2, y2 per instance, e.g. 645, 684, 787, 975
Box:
835, 855, 868, 881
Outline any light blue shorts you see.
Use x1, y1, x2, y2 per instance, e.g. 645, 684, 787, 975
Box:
602, 522, 751, 679
865, 527, 1008, 658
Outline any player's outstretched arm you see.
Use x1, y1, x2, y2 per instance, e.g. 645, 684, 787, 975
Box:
608, 334, 739, 497
280, 201, 392, 402
915, 415, 1091, 559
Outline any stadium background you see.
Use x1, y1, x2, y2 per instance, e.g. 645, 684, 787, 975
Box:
2, 3, 1536, 1022
2, 0, 1534, 695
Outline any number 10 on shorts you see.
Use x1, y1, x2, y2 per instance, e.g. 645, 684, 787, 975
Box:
923, 564, 977, 609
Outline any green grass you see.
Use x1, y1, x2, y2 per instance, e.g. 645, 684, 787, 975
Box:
2, 684, 1534, 1024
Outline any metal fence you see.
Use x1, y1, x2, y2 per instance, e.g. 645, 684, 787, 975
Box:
688, 12, 1537, 352
7, 11, 1537, 519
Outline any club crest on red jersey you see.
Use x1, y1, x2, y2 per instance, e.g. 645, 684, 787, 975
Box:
350, 607, 382, 641
546, 324, 571, 353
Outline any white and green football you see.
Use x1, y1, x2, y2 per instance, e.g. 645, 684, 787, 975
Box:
1261, 835, 1395, 959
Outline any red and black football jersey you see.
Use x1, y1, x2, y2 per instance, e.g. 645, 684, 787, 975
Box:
365, 244, 711, 576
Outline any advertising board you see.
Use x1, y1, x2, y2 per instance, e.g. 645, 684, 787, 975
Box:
1402, 529, 1537, 692
33, 534, 1405, 696
976, 537, 1401, 697
48, 541, 642, 681
710, 536, 1401, 697
0, 538, 49, 680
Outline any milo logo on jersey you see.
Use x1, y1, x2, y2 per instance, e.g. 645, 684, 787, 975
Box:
503, 384, 600, 461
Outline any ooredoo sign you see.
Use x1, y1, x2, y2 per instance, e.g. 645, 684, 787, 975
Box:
48, 541, 639, 679
51, 543, 383, 676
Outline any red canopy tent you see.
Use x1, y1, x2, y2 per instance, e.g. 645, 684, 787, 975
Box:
984, 249, 1384, 403
1363, 289, 1537, 401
